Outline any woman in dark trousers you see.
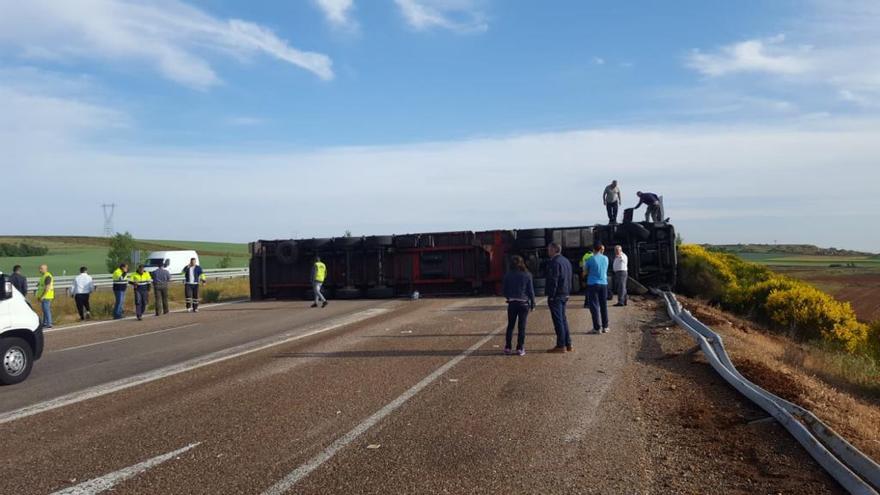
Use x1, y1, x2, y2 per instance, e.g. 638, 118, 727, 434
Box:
502, 255, 536, 356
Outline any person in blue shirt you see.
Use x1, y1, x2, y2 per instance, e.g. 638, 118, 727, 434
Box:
584, 244, 610, 334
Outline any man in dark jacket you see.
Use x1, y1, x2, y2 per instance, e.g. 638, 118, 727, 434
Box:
9, 265, 27, 296
545, 242, 573, 353
634, 191, 662, 222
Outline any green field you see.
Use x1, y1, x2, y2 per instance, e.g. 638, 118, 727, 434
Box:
0, 236, 249, 277
734, 252, 880, 268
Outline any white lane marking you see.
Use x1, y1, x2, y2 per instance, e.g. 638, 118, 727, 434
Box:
53, 323, 201, 353
50, 442, 200, 495
261, 323, 503, 495
44, 300, 246, 333
0, 308, 390, 425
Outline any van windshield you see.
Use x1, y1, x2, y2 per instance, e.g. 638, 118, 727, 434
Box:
146, 258, 166, 268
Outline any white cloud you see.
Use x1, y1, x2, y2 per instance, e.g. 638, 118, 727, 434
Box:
393, 0, 487, 32
312, 0, 356, 28
592, 56, 605, 65
687, 35, 810, 77
225, 116, 265, 126
684, 1, 880, 109
0, 0, 333, 89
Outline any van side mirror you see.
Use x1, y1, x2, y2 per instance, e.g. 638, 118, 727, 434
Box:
0, 275, 11, 300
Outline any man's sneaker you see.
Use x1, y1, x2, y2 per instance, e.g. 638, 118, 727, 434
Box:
547, 346, 566, 354
590, 329, 601, 334
602, 327, 610, 334
517, 349, 526, 356
613, 303, 624, 307
322, 301, 328, 308
193, 308, 199, 313
503, 347, 512, 355
310, 303, 318, 308
566, 345, 574, 352
85, 311, 92, 320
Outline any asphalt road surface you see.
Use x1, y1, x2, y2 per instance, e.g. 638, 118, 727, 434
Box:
0, 297, 841, 494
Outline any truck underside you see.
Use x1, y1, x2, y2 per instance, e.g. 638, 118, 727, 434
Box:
249, 220, 676, 300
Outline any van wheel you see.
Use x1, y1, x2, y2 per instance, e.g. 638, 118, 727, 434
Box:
1, 337, 33, 385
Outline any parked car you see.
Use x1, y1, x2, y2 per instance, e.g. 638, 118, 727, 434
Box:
0, 272, 43, 385
144, 250, 200, 274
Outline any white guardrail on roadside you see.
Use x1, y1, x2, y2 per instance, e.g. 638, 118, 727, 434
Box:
656, 290, 880, 495
24, 268, 250, 295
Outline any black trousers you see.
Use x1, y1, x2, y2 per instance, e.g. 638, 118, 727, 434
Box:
505, 301, 529, 350
154, 287, 169, 315
134, 287, 149, 318
606, 202, 619, 223
586, 284, 609, 330
74, 293, 91, 319
185, 284, 200, 310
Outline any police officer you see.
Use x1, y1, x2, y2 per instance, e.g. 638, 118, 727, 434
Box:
112, 263, 129, 319
129, 264, 152, 321
311, 256, 328, 308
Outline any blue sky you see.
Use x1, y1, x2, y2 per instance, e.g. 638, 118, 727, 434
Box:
1, 0, 879, 251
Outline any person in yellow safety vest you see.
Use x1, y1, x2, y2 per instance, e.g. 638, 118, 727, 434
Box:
129, 264, 153, 321
36, 264, 55, 328
311, 256, 328, 308
112, 263, 129, 319
182, 258, 207, 312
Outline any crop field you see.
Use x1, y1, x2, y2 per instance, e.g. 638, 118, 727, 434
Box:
0, 236, 248, 276
729, 251, 880, 322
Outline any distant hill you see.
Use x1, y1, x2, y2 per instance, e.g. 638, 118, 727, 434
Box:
705, 244, 875, 257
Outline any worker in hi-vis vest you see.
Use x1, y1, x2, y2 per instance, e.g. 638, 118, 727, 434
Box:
36, 264, 55, 328
111, 263, 129, 319
129, 264, 153, 321
311, 257, 328, 308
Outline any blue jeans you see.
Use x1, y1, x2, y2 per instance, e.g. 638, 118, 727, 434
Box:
113, 290, 126, 319
548, 297, 570, 348
41, 299, 53, 327
587, 284, 609, 330
505, 301, 530, 350
134, 287, 149, 318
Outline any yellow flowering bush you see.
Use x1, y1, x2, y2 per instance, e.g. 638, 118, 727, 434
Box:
677, 244, 872, 356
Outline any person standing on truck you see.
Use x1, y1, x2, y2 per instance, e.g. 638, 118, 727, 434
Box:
502, 255, 535, 356
585, 244, 610, 334
152, 261, 171, 316
129, 264, 152, 321
311, 256, 328, 308
182, 258, 206, 312
36, 264, 54, 328
112, 263, 129, 319
612, 245, 628, 307
70, 266, 95, 320
634, 191, 662, 223
603, 180, 622, 224
9, 265, 27, 296
545, 243, 573, 353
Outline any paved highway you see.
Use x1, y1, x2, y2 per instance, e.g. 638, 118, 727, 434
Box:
0, 297, 841, 494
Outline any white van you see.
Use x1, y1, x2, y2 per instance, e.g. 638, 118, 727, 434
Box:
144, 250, 200, 274
0, 273, 43, 385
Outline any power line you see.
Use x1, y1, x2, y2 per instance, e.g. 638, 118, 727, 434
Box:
101, 203, 116, 237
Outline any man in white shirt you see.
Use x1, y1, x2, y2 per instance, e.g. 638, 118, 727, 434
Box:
612, 245, 628, 307
70, 266, 96, 320
603, 180, 622, 224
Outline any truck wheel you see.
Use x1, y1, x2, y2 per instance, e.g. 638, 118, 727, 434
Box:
337, 236, 363, 248
516, 238, 546, 249
336, 288, 362, 299
1, 337, 33, 385
533, 278, 546, 289
517, 228, 546, 238
276, 241, 297, 264
624, 222, 651, 240
365, 236, 393, 247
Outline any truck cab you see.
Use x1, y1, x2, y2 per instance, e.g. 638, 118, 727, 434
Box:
0, 273, 44, 385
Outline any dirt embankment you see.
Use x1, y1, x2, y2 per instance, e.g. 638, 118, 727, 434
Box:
678, 296, 880, 464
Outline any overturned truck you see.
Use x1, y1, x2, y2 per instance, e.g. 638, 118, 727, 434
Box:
249, 216, 676, 300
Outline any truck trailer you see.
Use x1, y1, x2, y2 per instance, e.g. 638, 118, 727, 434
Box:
249, 216, 677, 300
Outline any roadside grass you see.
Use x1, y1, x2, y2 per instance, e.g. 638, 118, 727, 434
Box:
31, 277, 250, 326
0, 236, 249, 276
735, 252, 880, 268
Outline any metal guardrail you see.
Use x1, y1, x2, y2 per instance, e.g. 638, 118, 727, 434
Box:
657, 290, 880, 495
23, 268, 250, 295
